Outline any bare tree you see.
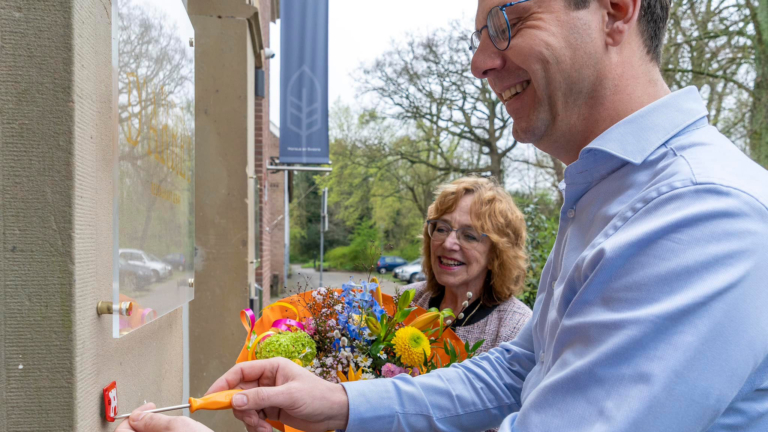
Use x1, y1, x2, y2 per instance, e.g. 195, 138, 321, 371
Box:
359, 22, 518, 183
662, 0, 755, 151
746, 0, 767, 168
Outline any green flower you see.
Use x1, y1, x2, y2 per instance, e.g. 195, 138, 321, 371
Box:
256, 331, 317, 367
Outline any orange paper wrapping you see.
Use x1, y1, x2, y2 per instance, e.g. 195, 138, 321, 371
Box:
236, 290, 469, 432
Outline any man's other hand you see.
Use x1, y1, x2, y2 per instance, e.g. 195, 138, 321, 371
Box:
115, 402, 214, 432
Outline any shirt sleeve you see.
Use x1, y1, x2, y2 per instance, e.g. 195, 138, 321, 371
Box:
342, 316, 537, 432
502, 184, 768, 431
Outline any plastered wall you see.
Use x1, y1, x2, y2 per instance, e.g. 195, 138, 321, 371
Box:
1, 1, 183, 430
187, 9, 254, 432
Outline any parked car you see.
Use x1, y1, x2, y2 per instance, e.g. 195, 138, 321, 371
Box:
393, 258, 417, 280
376, 256, 407, 274
148, 253, 173, 277
396, 258, 423, 283
414, 271, 426, 282
119, 249, 171, 281
163, 253, 186, 271
118, 257, 154, 290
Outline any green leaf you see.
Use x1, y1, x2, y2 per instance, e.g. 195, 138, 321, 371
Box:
398, 289, 415, 310
370, 341, 385, 358
470, 339, 485, 353
394, 307, 416, 323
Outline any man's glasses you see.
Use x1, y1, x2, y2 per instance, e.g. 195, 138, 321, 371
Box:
427, 220, 488, 248
470, 0, 531, 53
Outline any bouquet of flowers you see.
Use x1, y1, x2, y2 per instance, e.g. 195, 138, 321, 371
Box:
236, 277, 484, 385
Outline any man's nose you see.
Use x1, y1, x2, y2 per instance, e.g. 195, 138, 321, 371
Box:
470, 34, 504, 79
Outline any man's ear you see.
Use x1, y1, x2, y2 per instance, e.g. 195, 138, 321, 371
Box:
597, 0, 641, 48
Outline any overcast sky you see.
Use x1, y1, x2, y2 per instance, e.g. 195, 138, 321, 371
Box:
269, 0, 479, 126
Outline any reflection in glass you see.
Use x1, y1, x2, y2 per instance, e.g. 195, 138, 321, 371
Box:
114, 0, 195, 336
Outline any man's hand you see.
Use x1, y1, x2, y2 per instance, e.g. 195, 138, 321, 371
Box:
115, 402, 213, 432
206, 357, 350, 432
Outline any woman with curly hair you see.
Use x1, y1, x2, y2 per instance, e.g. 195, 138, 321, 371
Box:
409, 176, 532, 355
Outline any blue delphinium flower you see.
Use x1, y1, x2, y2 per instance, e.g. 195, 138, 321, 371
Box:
337, 278, 387, 342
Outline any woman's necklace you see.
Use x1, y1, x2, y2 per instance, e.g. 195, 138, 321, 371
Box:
445, 292, 482, 329
457, 300, 482, 327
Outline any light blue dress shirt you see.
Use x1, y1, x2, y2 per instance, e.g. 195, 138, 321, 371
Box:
342, 87, 768, 431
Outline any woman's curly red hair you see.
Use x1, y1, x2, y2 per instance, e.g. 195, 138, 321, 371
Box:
422, 177, 528, 306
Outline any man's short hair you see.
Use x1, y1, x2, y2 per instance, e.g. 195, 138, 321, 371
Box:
568, 0, 670, 64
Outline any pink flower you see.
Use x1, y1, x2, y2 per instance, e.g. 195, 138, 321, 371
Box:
382, 363, 407, 378
409, 367, 420, 377
305, 318, 316, 336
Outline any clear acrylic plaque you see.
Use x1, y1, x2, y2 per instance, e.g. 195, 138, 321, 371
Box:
113, 0, 195, 337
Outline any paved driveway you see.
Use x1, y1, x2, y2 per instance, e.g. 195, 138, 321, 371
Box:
284, 264, 404, 297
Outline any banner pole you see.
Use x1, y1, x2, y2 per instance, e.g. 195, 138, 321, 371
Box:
319, 188, 327, 288
284, 170, 290, 293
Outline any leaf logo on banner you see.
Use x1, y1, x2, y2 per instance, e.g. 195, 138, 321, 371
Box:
287, 66, 322, 148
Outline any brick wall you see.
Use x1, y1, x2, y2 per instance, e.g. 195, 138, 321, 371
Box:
255, 0, 284, 302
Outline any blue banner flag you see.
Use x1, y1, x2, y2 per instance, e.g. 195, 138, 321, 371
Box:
279, 0, 330, 165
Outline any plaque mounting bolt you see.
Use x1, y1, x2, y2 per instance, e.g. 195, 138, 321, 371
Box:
97, 301, 134, 317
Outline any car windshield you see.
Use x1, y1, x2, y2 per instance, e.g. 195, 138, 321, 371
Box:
409, 259, 421, 266
148, 254, 160, 261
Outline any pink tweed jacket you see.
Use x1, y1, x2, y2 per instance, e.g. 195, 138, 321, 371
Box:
408, 281, 533, 355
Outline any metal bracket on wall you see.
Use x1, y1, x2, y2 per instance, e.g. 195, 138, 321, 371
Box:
97, 301, 134, 317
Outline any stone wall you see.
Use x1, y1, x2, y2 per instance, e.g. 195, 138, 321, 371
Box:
0, 1, 183, 430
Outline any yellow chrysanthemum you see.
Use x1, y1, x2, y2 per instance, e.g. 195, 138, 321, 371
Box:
393, 326, 431, 368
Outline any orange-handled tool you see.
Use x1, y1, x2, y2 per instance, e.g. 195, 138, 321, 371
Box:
113, 389, 243, 420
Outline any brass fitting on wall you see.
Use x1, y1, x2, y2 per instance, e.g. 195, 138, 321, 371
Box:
97, 301, 134, 317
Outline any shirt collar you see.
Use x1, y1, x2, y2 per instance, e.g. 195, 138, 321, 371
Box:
579, 86, 709, 165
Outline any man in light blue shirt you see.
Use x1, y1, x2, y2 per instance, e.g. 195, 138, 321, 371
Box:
119, 0, 768, 431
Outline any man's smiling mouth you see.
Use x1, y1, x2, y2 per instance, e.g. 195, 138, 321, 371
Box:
499, 80, 531, 103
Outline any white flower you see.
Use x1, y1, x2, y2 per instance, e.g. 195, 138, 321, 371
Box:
334, 304, 343, 311
467, 292, 473, 299
361, 372, 376, 380
461, 301, 469, 308
334, 330, 341, 339
340, 337, 348, 347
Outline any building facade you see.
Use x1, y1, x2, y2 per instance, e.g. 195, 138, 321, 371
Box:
0, 0, 282, 430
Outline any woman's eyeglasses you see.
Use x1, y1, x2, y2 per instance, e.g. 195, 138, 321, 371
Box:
470, 0, 531, 53
427, 220, 488, 248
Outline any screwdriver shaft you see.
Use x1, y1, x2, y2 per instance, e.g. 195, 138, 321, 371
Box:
113, 403, 191, 420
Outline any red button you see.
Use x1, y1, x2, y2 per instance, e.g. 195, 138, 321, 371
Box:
103, 381, 118, 422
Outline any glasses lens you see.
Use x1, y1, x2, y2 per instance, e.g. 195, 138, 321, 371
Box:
428, 221, 450, 240
470, 31, 481, 52
459, 228, 482, 245
487, 7, 510, 50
